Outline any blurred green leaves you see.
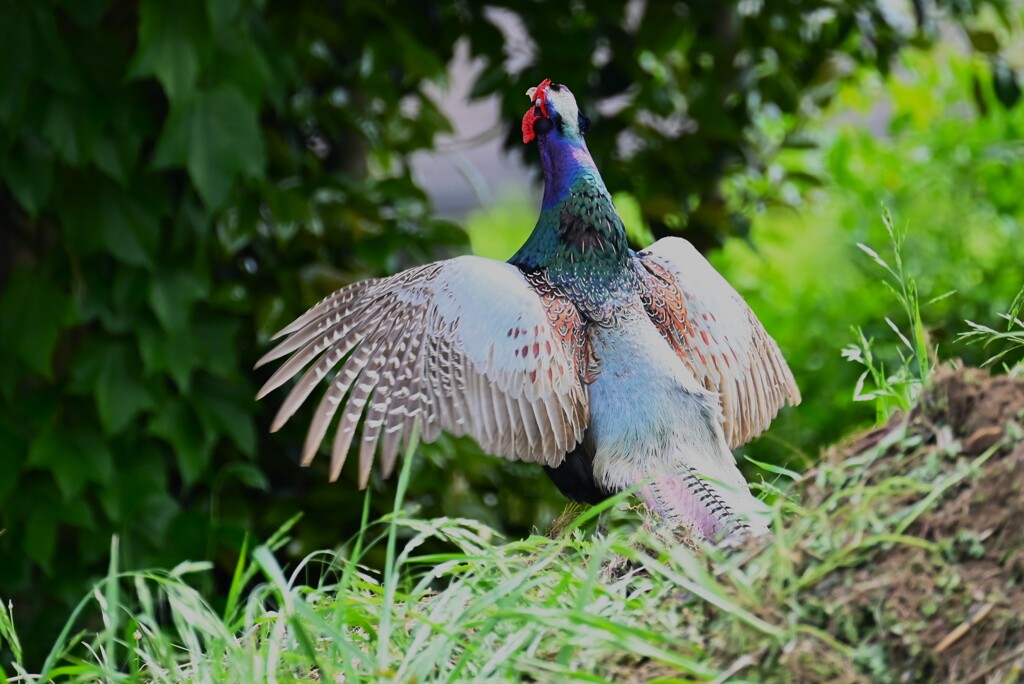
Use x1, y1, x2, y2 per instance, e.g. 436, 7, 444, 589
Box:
715, 48, 1024, 471
0, 269, 74, 380
130, 0, 205, 106
86, 342, 155, 434
0, 0, 468, 662
480, 0, 1019, 249
154, 86, 266, 209
28, 429, 114, 502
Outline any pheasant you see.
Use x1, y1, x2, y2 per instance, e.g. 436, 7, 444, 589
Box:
256, 79, 800, 541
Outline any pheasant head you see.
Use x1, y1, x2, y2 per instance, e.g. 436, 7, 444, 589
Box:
521, 79, 591, 144
512, 79, 626, 273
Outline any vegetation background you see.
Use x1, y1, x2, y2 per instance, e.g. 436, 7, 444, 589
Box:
1, 0, 1022, 671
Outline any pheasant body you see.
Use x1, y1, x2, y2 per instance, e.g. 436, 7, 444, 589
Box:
257, 79, 800, 541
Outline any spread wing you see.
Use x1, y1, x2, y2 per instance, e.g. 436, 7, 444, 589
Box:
636, 237, 800, 448
256, 256, 590, 485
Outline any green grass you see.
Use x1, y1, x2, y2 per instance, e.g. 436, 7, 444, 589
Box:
842, 205, 944, 423
959, 283, 1024, 372
4, 425, 1013, 683
0, 438, 1004, 683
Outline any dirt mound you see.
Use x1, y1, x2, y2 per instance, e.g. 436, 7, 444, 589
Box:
602, 368, 1024, 683
805, 368, 1024, 682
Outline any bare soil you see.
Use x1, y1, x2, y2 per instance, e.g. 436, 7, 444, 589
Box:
805, 368, 1024, 683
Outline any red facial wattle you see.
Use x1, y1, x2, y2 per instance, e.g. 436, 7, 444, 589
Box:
522, 78, 552, 144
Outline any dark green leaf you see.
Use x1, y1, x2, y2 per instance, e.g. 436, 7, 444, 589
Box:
218, 35, 274, 105
59, 497, 97, 531
91, 136, 135, 185
138, 322, 205, 392
154, 86, 266, 209
191, 315, 242, 378
207, 0, 242, 33
0, 421, 28, 501
128, 0, 205, 105
967, 29, 999, 54
0, 268, 74, 378
992, 60, 1021, 110
28, 429, 114, 500
0, 135, 55, 217
134, 491, 181, 543
35, 6, 83, 94
58, 0, 110, 27
59, 180, 161, 268
470, 64, 509, 99
99, 193, 161, 268
42, 96, 84, 164
99, 449, 169, 526
194, 386, 256, 457
0, 4, 40, 126
149, 269, 209, 332
217, 462, 270, 491
148, 399, 212, 486
73, 341, 154, 435
24, 506, 57, 572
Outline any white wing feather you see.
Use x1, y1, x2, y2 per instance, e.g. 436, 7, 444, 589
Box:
640, 237, 800, 448
256, 256, 589, 485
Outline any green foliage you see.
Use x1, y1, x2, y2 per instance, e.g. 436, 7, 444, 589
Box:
0, 0, 1020, 666
466, 188, 536, 261
714, 48, 1024, 468
480, 0, 1017, 249
0, 0, 467, 661
844, 207, 939, 423
959, 284, 1024, 370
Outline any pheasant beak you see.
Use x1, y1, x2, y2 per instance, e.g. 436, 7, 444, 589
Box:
522, 78, 552, 144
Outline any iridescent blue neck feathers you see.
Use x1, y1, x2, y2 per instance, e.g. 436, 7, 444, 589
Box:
538, 133, 605, 209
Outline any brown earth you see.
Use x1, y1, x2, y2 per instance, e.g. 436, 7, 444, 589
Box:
797, 368, 1024, 683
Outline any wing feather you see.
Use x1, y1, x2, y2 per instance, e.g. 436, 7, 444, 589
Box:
258, 256, 590, 483
303, 337, 379, 465
266, 280, 377, 341
637, 237, 800, 448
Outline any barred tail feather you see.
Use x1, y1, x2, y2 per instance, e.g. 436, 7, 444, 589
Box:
640, 465, 771, 542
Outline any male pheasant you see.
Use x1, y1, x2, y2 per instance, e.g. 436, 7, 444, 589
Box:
257, 79, 800, 541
